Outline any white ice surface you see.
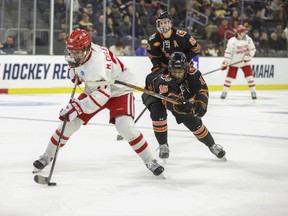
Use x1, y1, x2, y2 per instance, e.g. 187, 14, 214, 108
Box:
0, 91, 288, 216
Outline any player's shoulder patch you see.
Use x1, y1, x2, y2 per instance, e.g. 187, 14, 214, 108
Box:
176, 29, 187, 37
149, 33, 157, 41
189, 36, 197, 46
160, 74, 172, 82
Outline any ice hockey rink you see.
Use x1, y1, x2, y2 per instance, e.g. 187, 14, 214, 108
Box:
1, 90, 288, 216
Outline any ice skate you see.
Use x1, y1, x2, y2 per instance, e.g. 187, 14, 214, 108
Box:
157, 144, 170, 162
220, 92, 227, 99
251, 92, 257, 100
32, 153, 52, 173
146, 159, 165, 177
209, 144, 226, 159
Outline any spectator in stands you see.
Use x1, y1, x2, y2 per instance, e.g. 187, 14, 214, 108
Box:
251, 29, 261, 53
78, 12, 94, 32
53, 31, 67, 55
261, 1, 273, 20
136, 0, 148, 18
124, 45, 134, 56
119, 14, 132, 38
269, 32, 280, 53
109, 40, 124, 56
217, 18, 234, 44
272, 4, 287, 26
110, 5, 123, 27
259, 32, 270, 55
202, 40, 220, 57
135, 17, 148, 38
0, 36, 15, 54
135, 39, 148, 56
228, 9, 240, 27
203, 8, 217, 40
106, 17, 118, 38
147, 0, 163, 24
84, 3, 97, 23
169, 6, 182, 28
94, 15, 105, 36
54, 0, 66, 20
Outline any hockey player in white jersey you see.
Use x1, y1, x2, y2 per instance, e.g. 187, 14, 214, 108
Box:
220, 25, 257, 100
33, 29, 164, 176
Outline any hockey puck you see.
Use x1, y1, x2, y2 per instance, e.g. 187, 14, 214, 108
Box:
48, 182, 57, 186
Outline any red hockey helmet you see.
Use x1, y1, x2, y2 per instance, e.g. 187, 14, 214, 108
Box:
66, 29, 91, 50
65, 29, 92, 67
236, 25, 247, 33
236, 25, 248, 40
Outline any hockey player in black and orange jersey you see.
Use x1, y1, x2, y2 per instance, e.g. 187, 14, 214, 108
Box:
142, 11, 201, 160
153, 52, 226, 159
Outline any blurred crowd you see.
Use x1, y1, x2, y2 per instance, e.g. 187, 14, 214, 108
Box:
0, 0, 288, 57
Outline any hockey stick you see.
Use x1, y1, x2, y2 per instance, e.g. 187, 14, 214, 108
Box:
116, 107, 148, 141
87, 79, 181, 105
202, 60, 243, 76
34, 78, 79, 186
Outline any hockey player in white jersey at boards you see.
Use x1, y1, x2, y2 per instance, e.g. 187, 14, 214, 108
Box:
220, 25, 257, 100
33, 29, 164, 176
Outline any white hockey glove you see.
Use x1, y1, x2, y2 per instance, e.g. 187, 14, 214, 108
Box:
243, 53, 251, 62
221, 62, 229, 70
59, 99, 83, 122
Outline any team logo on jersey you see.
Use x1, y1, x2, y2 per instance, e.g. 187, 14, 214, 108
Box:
173, 40, 179, 47
176, 30, 187, 37
160, 74, 172, 81
153, 42, 161, 47
189, 36, 196, 45
159, 84, 169, 94
149, 33, 156, 40
163, 40, 170, 50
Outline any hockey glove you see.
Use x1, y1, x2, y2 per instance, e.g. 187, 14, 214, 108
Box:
193, 100, 207, 117
221, 62, 229, 70
59, 100, 83, 122
187, 61, 196, 74
243, 53, 251, 62
174, 99, 194, 115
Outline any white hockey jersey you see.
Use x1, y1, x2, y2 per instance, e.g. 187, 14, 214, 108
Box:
70, 43, 136, 114
223, 35, 256, 67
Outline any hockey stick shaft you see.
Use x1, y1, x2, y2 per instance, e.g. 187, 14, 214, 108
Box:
114, 80, 181, 105
34, 78, 78, 185
48, 79, 78, 182
202, 60, 243, 76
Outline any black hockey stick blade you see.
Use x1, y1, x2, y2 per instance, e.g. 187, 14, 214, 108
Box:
34, 175, 48, 184
34, 175, 57, 186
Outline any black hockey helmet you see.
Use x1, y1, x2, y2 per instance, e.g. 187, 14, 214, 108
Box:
168, 52, 188, 83
156, 11, 172, 34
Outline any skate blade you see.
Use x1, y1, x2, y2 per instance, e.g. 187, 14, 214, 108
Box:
159, 173, 166, 179
34, 175, 48, 184
220, 156, 228, 161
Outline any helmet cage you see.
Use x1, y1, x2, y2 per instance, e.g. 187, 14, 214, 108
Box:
65, 29, 91, 68
168, 52, 188, 83
156, 18, 172, 34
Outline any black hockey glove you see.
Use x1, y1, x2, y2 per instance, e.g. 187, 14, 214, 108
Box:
174, 99, 194, 115
193, 100, 207, 117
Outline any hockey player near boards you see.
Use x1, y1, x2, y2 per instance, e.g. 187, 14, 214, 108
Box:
33, 29, 164, 176
220, 25, 257, 100
153, 52, 226, 159
142, 11, 201, 160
